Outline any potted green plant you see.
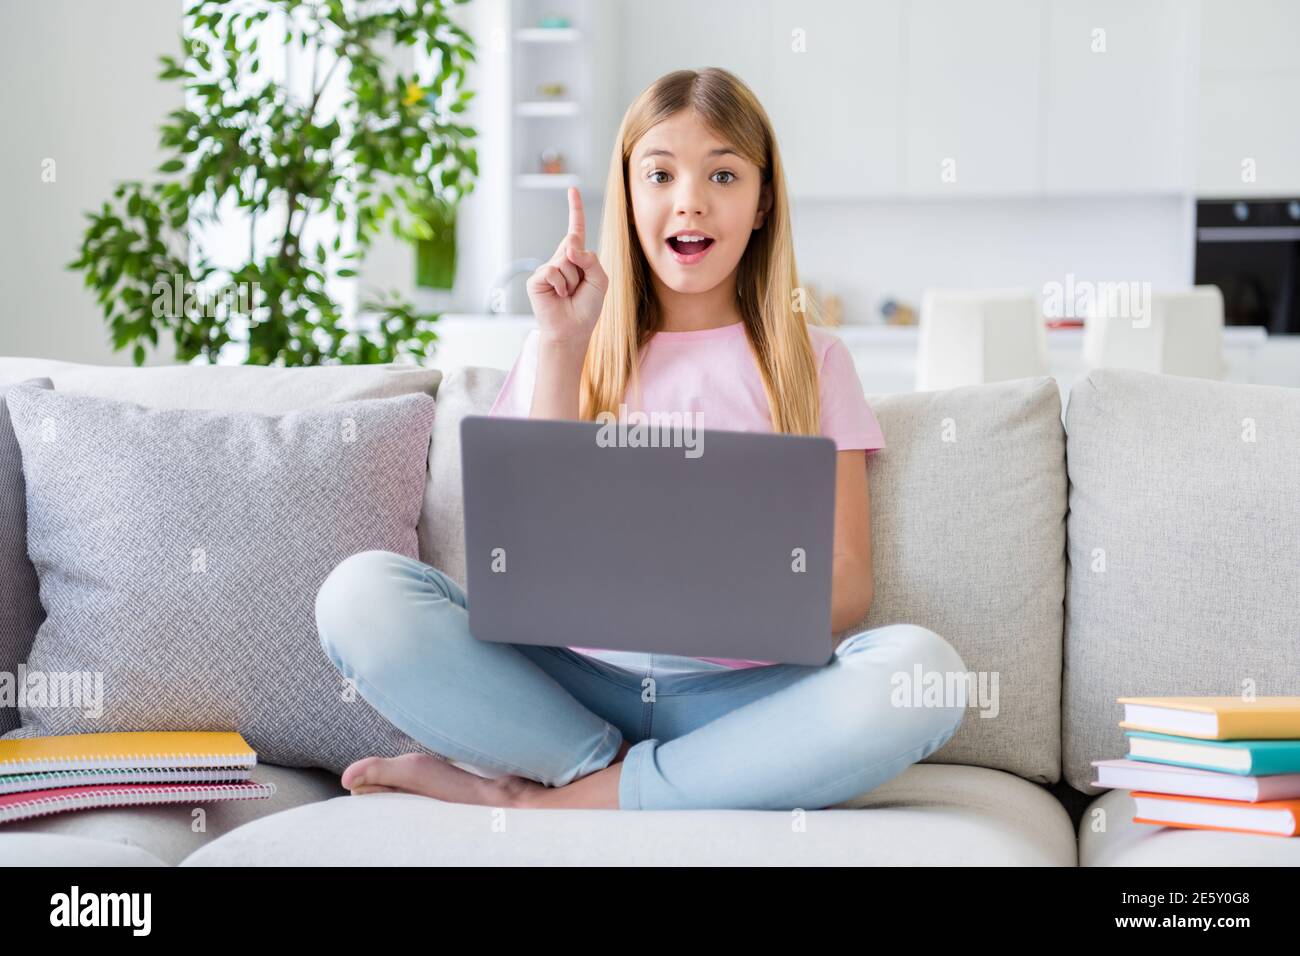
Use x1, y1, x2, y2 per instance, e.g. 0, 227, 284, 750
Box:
414, 193, 458, 290
70, 0, 479, 366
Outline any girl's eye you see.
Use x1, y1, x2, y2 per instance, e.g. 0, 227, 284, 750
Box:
646, 170, 737, 185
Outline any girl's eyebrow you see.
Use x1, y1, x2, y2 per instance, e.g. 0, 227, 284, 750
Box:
639, 147, 740, 161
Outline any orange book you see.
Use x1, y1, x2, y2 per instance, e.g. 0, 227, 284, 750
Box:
1131, 790, 1300, 837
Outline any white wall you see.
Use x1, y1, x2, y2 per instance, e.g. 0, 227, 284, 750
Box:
0, 0, 182, 364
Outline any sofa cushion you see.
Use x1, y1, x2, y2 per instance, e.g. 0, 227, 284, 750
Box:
424, 369, 1065, 786
0, 762, 345, 866
0, 356, 441, 414
1062, 369, 1300, 794
179, 763, 1076, 865
1079, 786, 1300, 865
1, 378, 52, 734
2, 385, 442, 774
0, 832, 169, 866
418, 366, 507, 587
859, 377, 1066, 784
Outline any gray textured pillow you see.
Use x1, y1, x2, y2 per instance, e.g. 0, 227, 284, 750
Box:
0, 378, 52, 734
1063, 368, 1300, 794
2, 384, 442, 774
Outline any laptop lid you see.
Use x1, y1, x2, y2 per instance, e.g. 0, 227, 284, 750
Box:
460, 415, 837, 666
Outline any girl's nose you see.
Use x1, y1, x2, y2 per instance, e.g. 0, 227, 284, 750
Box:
673, 182, 706, 218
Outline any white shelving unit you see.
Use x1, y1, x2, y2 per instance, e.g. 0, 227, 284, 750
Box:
505, 0, 605, 310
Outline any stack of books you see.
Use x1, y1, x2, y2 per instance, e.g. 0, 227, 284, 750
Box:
1092, 696, 1300, 837
0, 730, 275, 824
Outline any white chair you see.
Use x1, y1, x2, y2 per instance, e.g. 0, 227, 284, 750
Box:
1081, 286, 1226, 380
915, 289, 1048, 391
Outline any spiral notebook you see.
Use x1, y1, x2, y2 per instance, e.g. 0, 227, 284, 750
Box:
0, 781, 276, 825
0, 730, 259, 774
0, 731, 272, 824
1, 765, 255, 797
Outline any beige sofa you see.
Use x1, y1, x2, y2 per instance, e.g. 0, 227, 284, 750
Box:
1, 354, 1296, 866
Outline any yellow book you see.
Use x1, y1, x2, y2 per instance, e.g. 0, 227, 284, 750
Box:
1118, 697, 1300, 740
0, 731, 257, 774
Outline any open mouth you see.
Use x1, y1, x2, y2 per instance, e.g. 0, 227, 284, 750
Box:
665, 236, 715, 262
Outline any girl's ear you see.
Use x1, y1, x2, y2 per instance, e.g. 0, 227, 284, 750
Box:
753, 181, 774, 230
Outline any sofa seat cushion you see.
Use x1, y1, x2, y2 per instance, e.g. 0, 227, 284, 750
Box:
0, 763, 345, 866
0, 833, 169, 866
180, 764, 1076, 866
1079, 787, 1300, 866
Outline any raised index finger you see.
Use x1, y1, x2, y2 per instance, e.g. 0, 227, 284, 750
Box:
567, 186, 585, 246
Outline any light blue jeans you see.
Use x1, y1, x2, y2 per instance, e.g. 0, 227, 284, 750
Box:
314, 549, 968, 811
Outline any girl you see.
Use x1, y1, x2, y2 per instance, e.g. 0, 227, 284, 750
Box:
315, 68, 967, 812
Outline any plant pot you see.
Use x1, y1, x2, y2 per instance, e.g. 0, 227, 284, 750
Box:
415, 201, 457, 290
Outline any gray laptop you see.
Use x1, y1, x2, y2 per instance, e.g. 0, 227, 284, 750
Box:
460, 415, 838, 666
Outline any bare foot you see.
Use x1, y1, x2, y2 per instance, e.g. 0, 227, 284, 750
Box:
342, 752, 534, 807
348, 783, 403, 794
342, 739, 632, 809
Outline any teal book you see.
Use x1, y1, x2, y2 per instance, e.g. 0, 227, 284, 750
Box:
1125, 730, 1300, 776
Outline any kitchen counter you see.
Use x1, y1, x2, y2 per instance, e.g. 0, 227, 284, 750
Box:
428, 315, 1296, 401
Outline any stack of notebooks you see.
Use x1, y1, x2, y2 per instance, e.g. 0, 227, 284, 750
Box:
1092, 696, 1300, 837
0, 731, 275, 824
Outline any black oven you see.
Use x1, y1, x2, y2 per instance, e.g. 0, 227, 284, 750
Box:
1194, 198, 1300, 334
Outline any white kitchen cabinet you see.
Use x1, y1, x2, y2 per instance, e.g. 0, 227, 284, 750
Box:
766, 0, 903, 198
902, 0, 1043, 196
618, 0, 774, 115
1197, 73, 1300, 196
1195, 0, 1300, 196
1198, 0, 1300, 72
608, 0, 1247, 200
1043, 0, 1195, 194
1196, 75, 1300, 197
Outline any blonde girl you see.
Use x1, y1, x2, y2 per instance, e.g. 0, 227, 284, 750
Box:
316, 68, 966, 811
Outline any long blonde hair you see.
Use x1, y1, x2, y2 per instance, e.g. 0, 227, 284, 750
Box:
578, 67, 824, 436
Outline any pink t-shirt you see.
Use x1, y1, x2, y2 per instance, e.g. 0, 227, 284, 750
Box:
486, 319, 886, 668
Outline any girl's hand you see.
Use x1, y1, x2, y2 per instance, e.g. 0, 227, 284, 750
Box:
526, 186, 609, 348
